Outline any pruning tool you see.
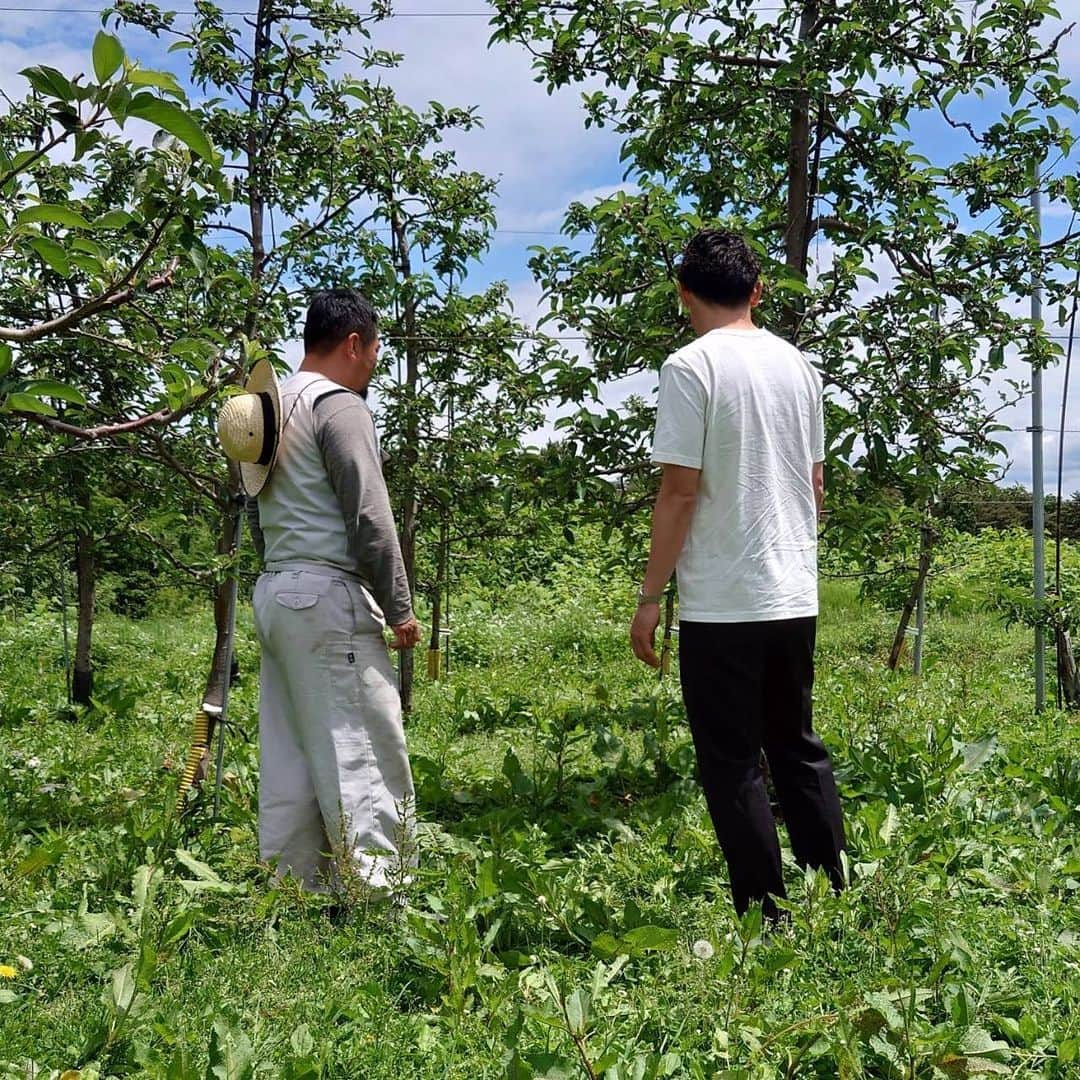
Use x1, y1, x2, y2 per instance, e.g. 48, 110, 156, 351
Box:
175, 494, 245, 819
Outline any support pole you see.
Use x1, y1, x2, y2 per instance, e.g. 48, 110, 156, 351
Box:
913, 569, 927, 676
914, 303, 941, 677
212, 503, 244, 820
1032, 180, 1047, 712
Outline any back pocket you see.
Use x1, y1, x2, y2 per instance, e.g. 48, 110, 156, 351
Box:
274, 592, 319, 611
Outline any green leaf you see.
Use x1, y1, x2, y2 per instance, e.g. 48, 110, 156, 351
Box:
0, 989, 17, 1004
16, 204, 92, 230
589, 932, 621, 960
71, 237, 104, 258
13, 838, 65, 877
289, 1024, 315, 1057
564, 989, 589, 1036
59, 903, 121, 949
0, 344, 12, 381
166, 1046, 197, 1080
28, 236, 72, 277
175, 848, 222, 881
622, 925, 679, 954
879, 803, 900, 844
761, 946, 798, 976
132, 863, 156, 923
22, 379, 87, 406
3, 392, 57, 416
92, 31, 125, 83
176, 848, 242, 893
960, 1026, 1011, 1059
161, 910, 197, 948
775, 275, 813, 296
20, 65, 75, 102
69, 253, 107, 277
207, 1017, 254, 1080
961, 734, 998, 773
501, 748, 534, 797
126, 95, 215, 161
128, 68, 184, 97
107, 963, 137, 1014
93, 209, 135, 230
74, 129, 104, 161
162, 362, 192, 390
864, 991, 905, 1034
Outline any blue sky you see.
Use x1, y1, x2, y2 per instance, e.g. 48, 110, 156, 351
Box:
3, 1, 1079, 490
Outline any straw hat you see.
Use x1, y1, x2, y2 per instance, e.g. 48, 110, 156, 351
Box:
217, 359, 282, 497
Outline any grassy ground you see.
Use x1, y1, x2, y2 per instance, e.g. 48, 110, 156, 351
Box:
1, 562, 1078, 1078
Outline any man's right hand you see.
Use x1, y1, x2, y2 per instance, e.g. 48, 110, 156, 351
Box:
630, 602, 662, 668
389, 616, 421, 650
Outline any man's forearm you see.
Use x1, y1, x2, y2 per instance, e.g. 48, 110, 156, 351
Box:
813, 461, 825, 521
365, 533, 413, 626
641, 492, 697, 597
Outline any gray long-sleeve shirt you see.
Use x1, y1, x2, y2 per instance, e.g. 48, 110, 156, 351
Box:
250, 372, 413, 626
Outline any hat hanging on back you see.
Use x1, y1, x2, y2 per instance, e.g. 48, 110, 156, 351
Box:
217, 359, 282, 496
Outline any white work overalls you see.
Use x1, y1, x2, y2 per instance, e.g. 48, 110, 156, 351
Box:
254, 564, 415, 892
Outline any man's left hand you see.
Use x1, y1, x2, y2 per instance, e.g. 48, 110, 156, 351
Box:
390, 617, 422, 650
630, 603, 662, 668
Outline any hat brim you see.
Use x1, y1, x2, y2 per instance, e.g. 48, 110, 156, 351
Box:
238, 359, 282, 497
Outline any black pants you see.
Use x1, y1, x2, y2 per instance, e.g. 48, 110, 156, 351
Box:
679, 617, 845, 918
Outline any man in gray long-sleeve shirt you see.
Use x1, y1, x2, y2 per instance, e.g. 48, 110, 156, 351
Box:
250, 288, 419, 893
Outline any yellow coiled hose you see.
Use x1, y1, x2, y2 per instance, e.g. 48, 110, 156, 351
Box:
175, 709, 213, 814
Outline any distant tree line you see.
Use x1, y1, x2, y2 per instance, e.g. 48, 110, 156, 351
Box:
937, 481, 1080, 539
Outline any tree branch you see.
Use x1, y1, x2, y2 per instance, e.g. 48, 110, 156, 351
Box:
0, 251, 181, 344
8, 359, 241, 441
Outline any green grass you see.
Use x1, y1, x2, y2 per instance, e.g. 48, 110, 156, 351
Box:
1, 557, 1078, 1079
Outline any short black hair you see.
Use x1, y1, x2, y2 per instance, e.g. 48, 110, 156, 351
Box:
677, 229, 760, 306
304, 288, 379, 353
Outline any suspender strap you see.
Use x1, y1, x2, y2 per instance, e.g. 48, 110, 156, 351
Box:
313, 387, 360, 409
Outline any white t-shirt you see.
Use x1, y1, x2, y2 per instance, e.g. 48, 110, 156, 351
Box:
651, 327, 824, 623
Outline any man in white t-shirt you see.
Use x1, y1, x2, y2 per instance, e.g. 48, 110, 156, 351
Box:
630, 229, 845, 921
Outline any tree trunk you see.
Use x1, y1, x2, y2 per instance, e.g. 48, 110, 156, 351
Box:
184, 474, 242, 794
427, 513, 448, 681
194, 0, 270, 768
779, 0, 818, 341
391, 208, 420, 713
246, 0, 271, 298
1056, 628, 1080, 710
71, 466, 94, 705
888, 523, 935, 671
189, 0, 271, 790
202, 479, 241, 714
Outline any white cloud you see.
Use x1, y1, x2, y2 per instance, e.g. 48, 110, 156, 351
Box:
0, 40, 87, 101
497, 182, 640, 234
354, 5, 624, 240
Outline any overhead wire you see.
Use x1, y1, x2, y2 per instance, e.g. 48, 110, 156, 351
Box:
0, 4, 782, 13
0, 1, 992, 13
